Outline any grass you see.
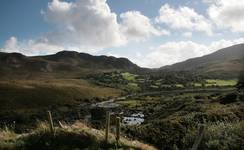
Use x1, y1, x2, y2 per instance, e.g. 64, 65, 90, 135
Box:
175, 84, 184, 88
126, 83, 140, 92
205, 79, 237, 86
118, 96, 160, 109
0, 79, 122, 131
121, 72, 137, 81
190, 79, 237, 88
0, 79, 122, 110
0, 121, 156, 150
118, 99, 141, 108
193, 83, 202, 87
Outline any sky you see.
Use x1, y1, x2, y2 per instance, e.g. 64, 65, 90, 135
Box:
0, 0, 244, 68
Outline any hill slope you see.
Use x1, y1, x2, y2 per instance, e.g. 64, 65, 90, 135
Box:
161, 44, 244, 79
0, 79, 122, 131
0, 51, 144, 79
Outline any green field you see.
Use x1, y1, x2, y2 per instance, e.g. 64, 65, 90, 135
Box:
205, 79, 237, 86
121, 72, 137, 81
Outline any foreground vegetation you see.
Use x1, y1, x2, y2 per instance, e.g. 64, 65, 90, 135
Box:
0, 121, 155, 150
121, 91, 244, 149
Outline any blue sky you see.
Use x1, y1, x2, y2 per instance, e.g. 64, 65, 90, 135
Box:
0, 0, 244, 68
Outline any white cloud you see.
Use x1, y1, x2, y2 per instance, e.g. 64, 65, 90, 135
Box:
156, 4, 213, 35
42, 0, 125, 50
2, 36, 19, 53
202, 0, 215, 4
208, 38, 244, 51
207, 0, 244, 32
134, 38, 244, 68
120, 11, 169, 41
42, 0, 165, 50
1, 0, 167, 55
142, 41, 207, 68
45, 0, 74, 23
0, 36, 65, 56
2, 0, 124, 55
183, 32, 192, 38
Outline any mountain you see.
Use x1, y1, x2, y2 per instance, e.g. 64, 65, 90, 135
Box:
160, 44, 244, 79
1, 43, 243, 79
0, 51, 145, 79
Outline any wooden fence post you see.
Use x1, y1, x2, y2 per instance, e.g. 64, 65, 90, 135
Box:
116, 117, 120, 142
47, 111, 54, 135
105, 111, 110, 143
191, 125, 205, 150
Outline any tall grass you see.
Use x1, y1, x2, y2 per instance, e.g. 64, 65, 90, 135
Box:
0, 121, 156, 150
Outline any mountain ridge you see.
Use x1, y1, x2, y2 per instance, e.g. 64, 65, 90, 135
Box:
0, 50, 146, 79
0, 43, 244, 79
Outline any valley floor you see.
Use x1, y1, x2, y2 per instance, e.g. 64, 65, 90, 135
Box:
0, 77, 243, 149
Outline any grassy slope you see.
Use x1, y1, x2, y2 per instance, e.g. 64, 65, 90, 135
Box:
0, 122, 156, 150
0, 79, 122, 110
0, 79, 122, 130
